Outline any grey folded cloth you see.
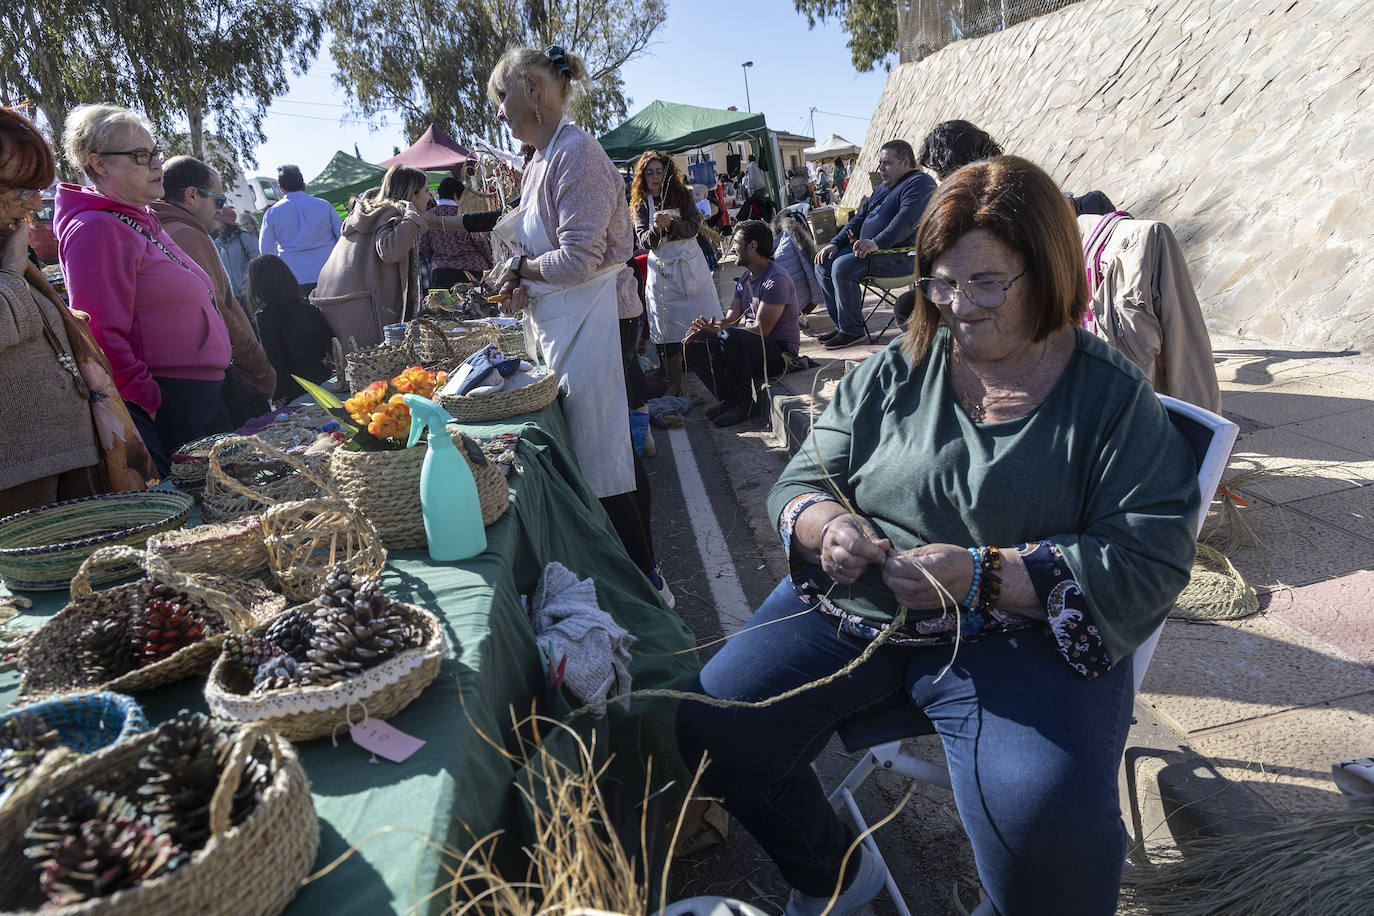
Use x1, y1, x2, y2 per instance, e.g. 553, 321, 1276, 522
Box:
529, 561, 635, 715
647, 395, 693, 427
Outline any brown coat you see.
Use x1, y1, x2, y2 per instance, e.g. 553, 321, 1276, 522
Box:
152, 200, 277, 397
309, 192, 427, 352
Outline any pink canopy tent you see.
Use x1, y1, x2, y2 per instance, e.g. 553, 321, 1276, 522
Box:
377, 124, 474, 172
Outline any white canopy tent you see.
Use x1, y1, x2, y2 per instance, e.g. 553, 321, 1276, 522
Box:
804, 134, 860, 161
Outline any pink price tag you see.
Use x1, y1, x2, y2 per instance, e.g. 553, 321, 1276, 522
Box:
350, 718, 425, 763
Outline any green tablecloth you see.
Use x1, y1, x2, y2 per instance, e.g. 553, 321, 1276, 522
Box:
0, 403, 700, 914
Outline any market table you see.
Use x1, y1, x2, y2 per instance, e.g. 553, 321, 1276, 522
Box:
0, 403, 701, 915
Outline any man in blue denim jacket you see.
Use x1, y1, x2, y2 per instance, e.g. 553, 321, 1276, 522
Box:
813, 140, 934, 348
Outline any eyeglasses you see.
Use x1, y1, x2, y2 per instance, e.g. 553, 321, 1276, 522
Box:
197, 187, 227, 208
917, 269, 1026, 309
98, 146, 165, 166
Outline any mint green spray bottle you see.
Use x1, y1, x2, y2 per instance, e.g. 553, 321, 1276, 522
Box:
403, 395, 486, 561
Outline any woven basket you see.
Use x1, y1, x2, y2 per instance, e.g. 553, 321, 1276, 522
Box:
437, 369, 559, 423
345, 319, 497, 394
0, 692, 146, 812
146, 515, 270, 579
205, 599, 446, 742
208, 437, 387, 602
16, 547, 288, 700
200, 437, 335, 524
0, 490, 195, 592
0, 723, 316, 915
329, 429, 510, 551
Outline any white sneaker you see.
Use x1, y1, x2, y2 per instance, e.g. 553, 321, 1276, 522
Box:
781, 845, 886, 916
648, 565, 675, 609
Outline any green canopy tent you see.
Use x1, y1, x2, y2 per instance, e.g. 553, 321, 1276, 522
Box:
305, 150, 452, 217
597, 100, 783, 204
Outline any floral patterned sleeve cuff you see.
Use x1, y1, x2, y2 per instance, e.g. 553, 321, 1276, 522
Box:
1015, 541, 1113, 679
777, 493, 839, 558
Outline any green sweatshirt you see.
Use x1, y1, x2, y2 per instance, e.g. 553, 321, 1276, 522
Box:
768, 327, 1200, 665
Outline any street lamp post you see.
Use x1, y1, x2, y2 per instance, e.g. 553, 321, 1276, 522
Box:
741, 61, 754, 112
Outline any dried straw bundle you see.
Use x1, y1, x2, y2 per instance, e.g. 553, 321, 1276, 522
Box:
1120, 807, 1374, 916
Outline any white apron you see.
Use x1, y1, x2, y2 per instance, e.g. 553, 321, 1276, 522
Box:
645, 197, 721, 345
491, 122, 634, 499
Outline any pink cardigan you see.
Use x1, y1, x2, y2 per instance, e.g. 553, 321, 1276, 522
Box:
528, 123, 642, 319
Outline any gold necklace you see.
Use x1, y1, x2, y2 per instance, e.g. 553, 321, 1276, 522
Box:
954, 341, 1049, 423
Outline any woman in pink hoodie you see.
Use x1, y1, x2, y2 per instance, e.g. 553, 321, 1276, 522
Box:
55, 105, 232, 473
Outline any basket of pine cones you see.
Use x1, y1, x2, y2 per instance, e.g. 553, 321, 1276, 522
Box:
0, 712, 317, 914
204, 563, 446, 742
15, 546, 288, 700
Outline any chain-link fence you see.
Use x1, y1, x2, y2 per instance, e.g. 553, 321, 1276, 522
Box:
897, 0, 1084, 62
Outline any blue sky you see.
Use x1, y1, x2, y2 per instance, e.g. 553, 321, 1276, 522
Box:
249, 0, 890, 179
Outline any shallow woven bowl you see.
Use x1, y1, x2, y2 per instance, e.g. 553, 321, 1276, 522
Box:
0, 725, 317, 915
0, 490, 194, 592
0, 691, 147, 812
204, 600, 446, 742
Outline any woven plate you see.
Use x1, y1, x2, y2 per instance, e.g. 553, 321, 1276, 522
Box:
16, 547, 288, 700
205, 600, 446, 741
437, 369, 559, 423
329, 430, 510, 551
0, 490, 194, 592
0, 724, 316, 915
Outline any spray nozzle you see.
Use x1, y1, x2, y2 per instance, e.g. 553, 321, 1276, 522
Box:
401, 394, 456, 448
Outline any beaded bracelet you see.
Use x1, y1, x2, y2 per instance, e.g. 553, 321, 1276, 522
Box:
959, 547, 982, 608
976, 545, 1002, 614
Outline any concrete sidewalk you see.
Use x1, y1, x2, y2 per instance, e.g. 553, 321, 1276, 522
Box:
748, 293, 1374, 844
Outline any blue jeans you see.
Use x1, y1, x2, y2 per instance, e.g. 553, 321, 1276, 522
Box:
675, 579, 1135, 915
814, 246, 912, 337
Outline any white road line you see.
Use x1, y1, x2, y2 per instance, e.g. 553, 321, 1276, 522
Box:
667, 426, 752, 632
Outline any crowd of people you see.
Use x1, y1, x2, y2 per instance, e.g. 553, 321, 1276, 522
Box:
1, 51, 1206, 916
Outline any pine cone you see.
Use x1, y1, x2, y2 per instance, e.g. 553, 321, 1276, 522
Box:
263, 607, 315, 661
24, 790, 144, 867
135, 713, 270, 851
130, 598, 209, 667
0, 711, 60, 793
221, 633, 283, 681
305, 581, 407, 678
37, 817, 182, 905
252, 654, 303, 691
315, 563, 357, 612
79, 617, 136, 682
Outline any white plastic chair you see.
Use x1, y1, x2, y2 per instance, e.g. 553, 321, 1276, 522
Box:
825, 394, 1239, 916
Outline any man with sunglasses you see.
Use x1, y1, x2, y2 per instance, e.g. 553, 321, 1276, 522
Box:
153, 156, 276, 423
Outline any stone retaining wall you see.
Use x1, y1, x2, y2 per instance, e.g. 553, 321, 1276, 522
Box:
847, 0, 1373, 351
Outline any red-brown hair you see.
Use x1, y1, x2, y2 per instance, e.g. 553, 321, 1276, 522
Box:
0, 107, 57, 190
901, 155, 1087, 363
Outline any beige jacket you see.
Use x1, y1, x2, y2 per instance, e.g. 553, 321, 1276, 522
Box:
0, 270, 99, 489
310, 192, 427, 351
1078, 214, 1221, 412
152, 200, 277, 397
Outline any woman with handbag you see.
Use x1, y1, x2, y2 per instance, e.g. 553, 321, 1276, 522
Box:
55, 104, 233, 475
630, 150, 721, 397
0, 107, 158, 515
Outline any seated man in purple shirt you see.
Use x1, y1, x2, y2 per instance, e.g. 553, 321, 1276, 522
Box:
687, 219, 800, 429
813, 139, 934, 349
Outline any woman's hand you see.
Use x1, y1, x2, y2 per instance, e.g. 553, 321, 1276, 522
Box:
881, 544, 974, 611
820, 514, 891, 585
